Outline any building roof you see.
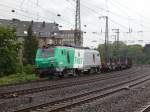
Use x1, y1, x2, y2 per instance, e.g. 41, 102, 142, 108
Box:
59, 30, 83, 35
0, 19, 59, 37
59, 30, 75, 34
145, 44, 150, 47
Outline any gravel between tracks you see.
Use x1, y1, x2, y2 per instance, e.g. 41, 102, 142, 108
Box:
0, 67, 149, 112
66, 72, 150, 112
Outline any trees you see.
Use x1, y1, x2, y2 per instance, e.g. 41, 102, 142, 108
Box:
126, 45, 144, 64
97, 41, 128, 62
0, 27, 21, 76
143, 44, 150, 64
97, 41, 149, 64
143, 44, 150, 55
0, 23, 38, 76
97, 44, 105, 62
23, 23, 38, 65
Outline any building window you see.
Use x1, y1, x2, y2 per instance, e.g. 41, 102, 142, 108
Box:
67, 51, 70, 64
49, 39, 52, 44
78, 52, 80, 57
24, 31, 27, 34
54, 33, 57, 36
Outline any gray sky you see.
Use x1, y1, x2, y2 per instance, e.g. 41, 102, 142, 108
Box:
0, 0, 150, 48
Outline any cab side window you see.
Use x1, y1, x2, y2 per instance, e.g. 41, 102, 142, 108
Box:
93, 54, 95, 63
61, 50, 63, 55
67, 51, 70, 64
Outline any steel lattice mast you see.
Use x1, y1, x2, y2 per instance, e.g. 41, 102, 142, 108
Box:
99, 16, 109, 62
74, 0, 81, 46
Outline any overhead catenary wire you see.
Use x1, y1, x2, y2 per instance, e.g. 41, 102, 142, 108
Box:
0, 2, 75, 28
0, 3, 53, 21
80, 1, 130, 31
28, 0, 150, 45
0, 0, 144, 32
0, 0, 75, 27
108, 0, 150, 29
66, 0, 132, 43
111, 0, 150, 23
0, 0, 150, 45
0, 7, 42, 21
78, 0, 150, 44
1, 0, 150, 31
20, 0, 26, 9
27, 0, 75, 27
81, 0, 150, 30
66, 0, 130, 31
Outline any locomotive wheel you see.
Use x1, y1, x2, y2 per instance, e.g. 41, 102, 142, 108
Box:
48, 75, 53, 79
39, 73, 47, 78
96, 67, 101, 74
58, 72, 64, 78
87, 69, 91, 74
73, 69, 77, 77
39, 74, 44, 78
73, 69, 80, 77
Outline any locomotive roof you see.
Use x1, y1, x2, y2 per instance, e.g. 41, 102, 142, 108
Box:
41, 45, 98, 51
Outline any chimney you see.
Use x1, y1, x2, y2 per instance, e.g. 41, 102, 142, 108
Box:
31, 20, 34, 25
12, 18, 20, 22
42, 21, 45, 27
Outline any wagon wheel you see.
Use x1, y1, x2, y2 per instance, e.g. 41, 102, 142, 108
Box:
73, 69, 80, 77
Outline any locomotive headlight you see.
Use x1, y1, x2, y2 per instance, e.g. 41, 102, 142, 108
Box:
50, 60, 54, 63
59, 62, 63, 65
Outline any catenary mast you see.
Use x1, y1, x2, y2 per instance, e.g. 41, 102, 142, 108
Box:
74, 0, 81, 46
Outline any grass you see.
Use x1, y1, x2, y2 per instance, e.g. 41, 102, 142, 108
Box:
0, 73, 39, 86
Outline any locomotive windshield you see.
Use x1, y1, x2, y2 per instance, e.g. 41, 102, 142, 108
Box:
37, 48, 54, 58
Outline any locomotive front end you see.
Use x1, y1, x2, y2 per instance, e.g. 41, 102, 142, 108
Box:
35, 48, 56, 76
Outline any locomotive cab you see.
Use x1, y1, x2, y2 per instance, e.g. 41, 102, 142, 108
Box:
35, 48, 56, 76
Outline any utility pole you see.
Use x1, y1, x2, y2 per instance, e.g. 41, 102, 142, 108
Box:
112, 29, 120, 49
74, 0, 81, 46
99, 16, 109, 62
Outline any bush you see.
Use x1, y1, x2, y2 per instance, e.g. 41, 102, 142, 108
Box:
23, 64, 35, 74
15, 63, 23, 73
0, 27, 21, 76
0, 73, 39, 85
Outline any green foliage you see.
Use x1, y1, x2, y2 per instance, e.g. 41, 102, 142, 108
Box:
0, 26, 21, 76
23, 24, 38, 65
97, 42, 128, 62
15, 63, 23, 73
126, 45, 144, 64
0, 73, 39, 86
97, 44, 105, 62
97, 41, 150, 64
23, 64, 35, 74
143, 44, 150, 54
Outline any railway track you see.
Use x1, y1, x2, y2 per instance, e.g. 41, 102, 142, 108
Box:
1, 67, 135, 89
136, 102, 150, 112
14, 72, 150, 112
0, 68, 142, 99
141, 105, 150, 112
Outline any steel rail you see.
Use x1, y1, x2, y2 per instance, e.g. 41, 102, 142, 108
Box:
14, 72, 150, 112
0, 69, 141, 99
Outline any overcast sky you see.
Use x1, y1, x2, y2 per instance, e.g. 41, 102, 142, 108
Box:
0, 0, 150, 47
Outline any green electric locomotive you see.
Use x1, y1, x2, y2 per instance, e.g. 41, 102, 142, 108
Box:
35, 46, 101, 77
